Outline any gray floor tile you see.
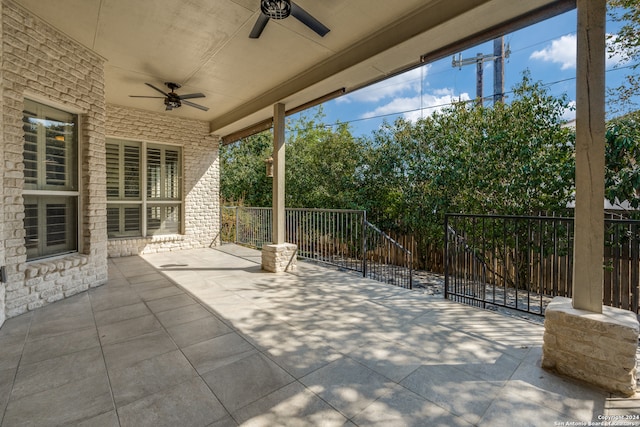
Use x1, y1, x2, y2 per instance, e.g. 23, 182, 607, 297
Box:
97, 314, 163, 345
127, 272, 169, 285
351, 384, 473, 427
400, 364, 504, 425
2, 374, 113, 427
202, 352, 295, 413
109, 350, 198, 407
155, 303, 213, 328
166, 315, 232, 348
11, 347, 106, 400
0, 368, 15, 416
478, 393, 568, 427
0, 334, 26, 371
137, 285, 185, 302
263, 336, 343, 379
20, 327, 100, 365
506, 362, 607, 421
299, 357, 395, 419
146, 293, 197, 313
117, 377, 229, 427
32, 293, 92, 323
102, 330, 177, 372
75, 410, 120, 427
182, 332, 255, 375
27, 312, 95, 341
344, 339, 423, 382
93, 302, 152, 327
0, 312, 32, 339
89, 288, 143, 312
233, 381, 348, 426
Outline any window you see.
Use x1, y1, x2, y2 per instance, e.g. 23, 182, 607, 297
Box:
23, 99, 78, 260
106, 139, 182, 238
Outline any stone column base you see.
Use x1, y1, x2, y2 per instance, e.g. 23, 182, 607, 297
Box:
542, 296, 639, 396
261, 243, 297, 273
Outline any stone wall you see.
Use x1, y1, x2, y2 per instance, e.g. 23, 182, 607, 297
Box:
1, 0, 107, 319
542, 297, 639, 396
105, 105, 220, 257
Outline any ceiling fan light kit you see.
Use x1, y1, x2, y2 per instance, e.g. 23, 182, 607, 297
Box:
129, 82, 209, 112
250, 0, 329, 39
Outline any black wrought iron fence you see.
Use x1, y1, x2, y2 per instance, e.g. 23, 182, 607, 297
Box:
445, 213, 640, 315
222, 206, 412, 288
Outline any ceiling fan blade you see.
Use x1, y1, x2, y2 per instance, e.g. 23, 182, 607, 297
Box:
182, 100, 209, 112
129, 95, 165, 98
145, 83, 169, 96
290, 2, 329, 37
178, 92, 205, 100
249, 14, 270, 38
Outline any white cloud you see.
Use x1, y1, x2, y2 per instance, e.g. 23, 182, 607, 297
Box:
561, 100, 576, 122
530, 33, 628, 70
360, 90, 471, 122
530, 34, 576, 70
337, 66, 430, 104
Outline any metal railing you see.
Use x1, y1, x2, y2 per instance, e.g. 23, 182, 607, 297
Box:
222, 206, 412, 288
445, 213, 640, 315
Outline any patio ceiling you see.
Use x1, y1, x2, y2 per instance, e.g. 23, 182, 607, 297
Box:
12, 0, 573, 139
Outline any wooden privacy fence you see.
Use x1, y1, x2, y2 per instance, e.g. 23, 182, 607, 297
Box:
445, 213, 640, 315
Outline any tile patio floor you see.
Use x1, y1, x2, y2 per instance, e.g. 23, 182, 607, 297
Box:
0, 244, 638, 426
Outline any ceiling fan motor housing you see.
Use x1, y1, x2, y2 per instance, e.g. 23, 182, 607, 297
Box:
261, 0, 291, 19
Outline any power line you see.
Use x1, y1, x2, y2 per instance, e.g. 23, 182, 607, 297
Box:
318, 62, 639, 131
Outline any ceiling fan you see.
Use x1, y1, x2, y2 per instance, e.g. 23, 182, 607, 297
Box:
250, 0, 329, 39
129, 82, 209, 111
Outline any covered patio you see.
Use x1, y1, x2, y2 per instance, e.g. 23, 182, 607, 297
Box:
1, 245, 636, 426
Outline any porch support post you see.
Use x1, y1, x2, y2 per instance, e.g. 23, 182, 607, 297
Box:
542, 0, 639, 397
272, 102, 286, 245
572, 0, 606, 313
262, 103, 297, 272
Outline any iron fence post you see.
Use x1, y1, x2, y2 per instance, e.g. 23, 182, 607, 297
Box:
234, 207, 239, 244
362, 210, 367, 278
444, 214, 449, 300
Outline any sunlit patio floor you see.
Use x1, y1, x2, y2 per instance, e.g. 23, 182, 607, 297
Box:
1, 244, 638, 426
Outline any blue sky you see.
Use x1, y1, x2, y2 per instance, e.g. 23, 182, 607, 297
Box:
298, 8, 636, 138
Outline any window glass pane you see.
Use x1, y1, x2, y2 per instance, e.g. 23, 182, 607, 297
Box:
147, 147, 162, 199
23, 99, 77, 191
107, 207, 120, 236
106, 143, 120, 199
106, 140, 141, 200
47, 203, 70, 246
124, 145, 140, 198
125, 207, 141, 232
165, 148, 180, 199
107, 204, 142, 238
23, 111, 38, 187
147, 204, 180, 235
24, 195, 77, 260
24, 203, 39, 252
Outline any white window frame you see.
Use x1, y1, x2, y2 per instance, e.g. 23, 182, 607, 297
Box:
23, 99, 80, 260
106, 138, 183, 238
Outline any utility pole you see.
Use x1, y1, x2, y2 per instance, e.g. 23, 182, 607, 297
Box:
452, 36, 509, 106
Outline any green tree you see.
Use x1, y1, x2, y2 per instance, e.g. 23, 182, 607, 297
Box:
605, 110, 640, 208
607, 0, 640, 115
220, 132, 273, 206
285, 108, 365, 209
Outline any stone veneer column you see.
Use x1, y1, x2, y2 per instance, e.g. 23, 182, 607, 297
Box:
542, 297, 639, 396
542, 0, 639, 396
262, 103, 297, 272
262, 243, 297, 273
